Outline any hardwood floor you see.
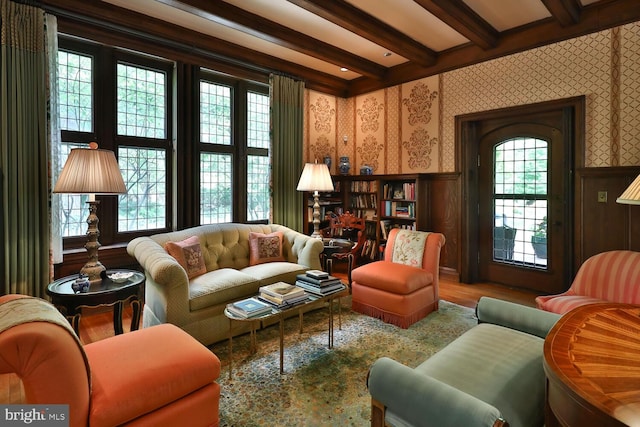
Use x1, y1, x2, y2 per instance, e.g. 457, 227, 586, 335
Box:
0, 275, 539, 404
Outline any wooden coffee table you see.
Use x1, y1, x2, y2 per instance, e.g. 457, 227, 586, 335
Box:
224, 286, 348, 378
543, 303, 640, 426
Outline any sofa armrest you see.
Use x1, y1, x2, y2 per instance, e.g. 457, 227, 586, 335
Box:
368, 357, 505, 427
272, 224, 323, 270
476, 296, 561, 339
127, 237, 190, 323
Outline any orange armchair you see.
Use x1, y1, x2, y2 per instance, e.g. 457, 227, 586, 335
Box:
536, 250, 640, 314
351, 229, 445, 328
0, 294, 221, 427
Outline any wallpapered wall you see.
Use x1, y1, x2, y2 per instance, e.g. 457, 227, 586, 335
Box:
303, 21, 640, 173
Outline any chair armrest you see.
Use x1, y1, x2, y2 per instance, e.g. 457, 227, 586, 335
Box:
368, 357, 505, 427
476, 296, 561, 339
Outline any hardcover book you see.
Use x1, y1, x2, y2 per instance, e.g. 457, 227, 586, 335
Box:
305, 269, 329, 279
230, 297, 272, 317
259, 282, 306, 300
296, 273, 341, 287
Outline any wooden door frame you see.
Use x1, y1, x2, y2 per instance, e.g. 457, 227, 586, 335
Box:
456, 96, 585, 285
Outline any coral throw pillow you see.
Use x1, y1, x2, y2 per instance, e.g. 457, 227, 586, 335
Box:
165, 236, 207, 279
249, 231, 285, 266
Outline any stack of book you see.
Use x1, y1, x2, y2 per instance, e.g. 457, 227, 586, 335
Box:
295, 270, 346, 296
226, 297, 272, 318
258, 282, 309, 308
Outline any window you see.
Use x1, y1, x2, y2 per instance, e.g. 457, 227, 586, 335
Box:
493, 137, 548, 268
115, 60, 171, 232
57, 49, 94, 238
199, 75, 270, 224
57, 39, 173, 247
56, 33, 272, 258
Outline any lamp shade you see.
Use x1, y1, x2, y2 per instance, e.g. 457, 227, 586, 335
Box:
617, 174, 640, 205
54, 146, 127, 195
296, 163, 334, 192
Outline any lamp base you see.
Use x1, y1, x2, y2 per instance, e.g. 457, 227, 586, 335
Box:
81, 261, 106, 284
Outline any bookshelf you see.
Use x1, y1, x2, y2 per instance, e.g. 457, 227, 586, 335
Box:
346, 177, 378, 262
306, 174, 431, 259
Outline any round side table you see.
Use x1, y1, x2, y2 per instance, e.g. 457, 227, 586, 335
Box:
47, 269, 145, 336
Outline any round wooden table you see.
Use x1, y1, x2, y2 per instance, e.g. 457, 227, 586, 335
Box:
543, 303, 640, 427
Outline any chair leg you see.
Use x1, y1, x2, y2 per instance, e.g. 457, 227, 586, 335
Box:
347, 253, 354, 288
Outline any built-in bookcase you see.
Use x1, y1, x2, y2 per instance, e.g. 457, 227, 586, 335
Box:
307, 174, 431, 260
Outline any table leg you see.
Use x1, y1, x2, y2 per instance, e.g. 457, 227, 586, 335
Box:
130, 298, 141, 331
113, 301, 124, 335
279, 314, 285, 374
228, 317, 233, 380
328, 296, 334, 349
70, 313, 81, 336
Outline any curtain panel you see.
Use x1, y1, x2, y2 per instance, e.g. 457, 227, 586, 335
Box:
270, 74, 305, 232
0, 0, 52, 296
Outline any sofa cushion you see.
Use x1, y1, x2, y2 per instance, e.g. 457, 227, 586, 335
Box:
242, 262, 308, 285
351, 260, 433, 294
416, 323, 546, 427
249, 231, 286, 265
165, 236, 207, 279
189, 269, 259, 311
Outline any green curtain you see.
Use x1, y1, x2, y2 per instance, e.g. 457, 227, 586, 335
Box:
270, 74, 305, 232
0, 0, 51, 296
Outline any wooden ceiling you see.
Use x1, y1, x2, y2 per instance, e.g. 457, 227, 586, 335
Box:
43, 0, 640, 97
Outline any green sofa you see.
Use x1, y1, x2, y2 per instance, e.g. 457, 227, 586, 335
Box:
367, 297, 561, 427
127, 223, 324, 346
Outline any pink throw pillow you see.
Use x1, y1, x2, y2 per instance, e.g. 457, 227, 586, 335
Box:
249, 231, 285, 266
165, 236, 207, 279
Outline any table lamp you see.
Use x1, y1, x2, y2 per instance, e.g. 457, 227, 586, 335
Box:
617, 174, 640, 205
54, 142, 127, 283
297, 162, 334, 239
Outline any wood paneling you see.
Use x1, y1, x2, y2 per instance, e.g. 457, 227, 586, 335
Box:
575, 167, 640, 272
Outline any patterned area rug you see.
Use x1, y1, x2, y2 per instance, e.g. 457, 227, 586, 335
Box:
209, 297, 477, 427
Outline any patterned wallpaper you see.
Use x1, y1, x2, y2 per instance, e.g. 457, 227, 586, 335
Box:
303, 22, 640, 172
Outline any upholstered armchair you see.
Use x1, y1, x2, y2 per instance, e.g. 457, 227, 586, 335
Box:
0, 294, 221, 427
536, 250, 640, 314
351, 229, 445, 328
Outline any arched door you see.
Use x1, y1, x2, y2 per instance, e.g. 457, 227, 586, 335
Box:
478, 122, 566, 293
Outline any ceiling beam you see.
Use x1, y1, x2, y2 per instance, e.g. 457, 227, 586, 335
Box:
155, 0, 387, 80
41, 0, 350, 97
541, 0, 582, 26
413, 0, 499, 49
348, 0, 640, 96
286, 0, 437, 67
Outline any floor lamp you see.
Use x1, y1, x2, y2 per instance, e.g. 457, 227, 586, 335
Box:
54, 142, 127, 283
297, 162, 334, 239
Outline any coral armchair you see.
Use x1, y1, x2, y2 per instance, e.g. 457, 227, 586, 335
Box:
351, 229, 445, 328
536, 250, 640, 314
0, 294, 221, 427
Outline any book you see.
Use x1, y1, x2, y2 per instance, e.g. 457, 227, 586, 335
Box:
296, 273, 342, 287
259, 282, 306, 300
295, 280, 346, 296
305, 269, 329, 279
258, 293, 310, 308
228, 297, 272, 318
